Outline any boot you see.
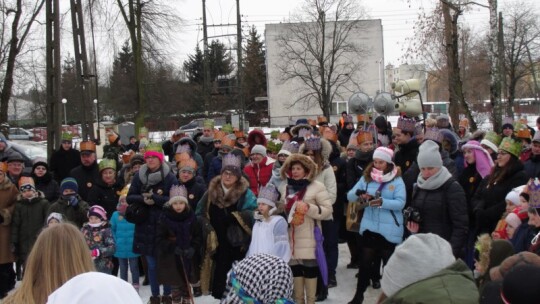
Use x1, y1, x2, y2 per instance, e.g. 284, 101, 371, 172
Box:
347, 294, 364, 304
315, 277, 328, 302
305, 278, 318, 304
161, 295, 172, 304
133, 283, 140, 294
148, 296, 161, 304
293, 277, 305, 304
192, 281, 202, 297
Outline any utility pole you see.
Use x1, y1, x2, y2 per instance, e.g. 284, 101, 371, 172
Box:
46, 0, 62, 160
236, 0, 244, 131
202, 0, 211, 114
498, 13, 509, 117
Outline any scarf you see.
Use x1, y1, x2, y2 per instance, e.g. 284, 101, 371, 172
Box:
138, 164, 170, 187
199, 135, 214, 143
370, 165, 398, 183
285, 178, 309, 213
416, 166, 452, 190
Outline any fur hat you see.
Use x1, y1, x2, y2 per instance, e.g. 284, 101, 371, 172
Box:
223, 254, 293, 303
60, 177, 78, 193
502, 265, 540, 304
417, 140, 443, 169
88, 205, 107, 221
436, 115, 450, 129
381, 234, 455, 298
439, 129, 459, 154
490, 252, 540, 282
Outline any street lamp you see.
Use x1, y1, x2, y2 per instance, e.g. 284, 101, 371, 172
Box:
61, 98, 67, 125
93, 99, 98, 122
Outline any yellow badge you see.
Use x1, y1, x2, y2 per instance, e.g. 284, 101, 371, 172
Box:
87, 182, 92, 188
189, 194, 194, 199
157, 189, 163, 195
469, 177, 475, 183
389, 185, 395, 191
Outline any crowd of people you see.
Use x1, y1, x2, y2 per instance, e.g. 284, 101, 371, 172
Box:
0, 114, 539, 304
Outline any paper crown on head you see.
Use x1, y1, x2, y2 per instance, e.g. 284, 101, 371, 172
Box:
222, 124, 234, 134
291, 123, 313, 137
213, 130, 226, 141
317, 116, 328, 125
176, 144, 191, 154
203, 119, 215, 129
516, 127, 531, 140
356, 131, 373, 144
298, 128, 311, 139
121, 150, 135, 164
18, 176, 35, 191
527, 178, 540, 208
304, 137, 322, 151
107, 130, 119, 144
484, 131, 502, 146
61, 132, 73, 141
234, 130, 245, 139
222, 153, 241, 169
257, 183, 280, 208
499, 137, 522, 158
356, 114, 370, 123
221, 135, 236, 149
169, 185, 188, 203
0, 162, 7, 172
118, 185, 130, 197
322, 128, 337, 143
397, 117, 416, 133
424, 128, 444, 144
146, 142, 163, 153
175, 152, 191, 164
99, 158, 116, 172
279, 140, 300, 155
270, 130, 280, 139
178, 157, 198, 171
266, 140, 282, 153
139, 127, 149, 138
80, 140, 96, 152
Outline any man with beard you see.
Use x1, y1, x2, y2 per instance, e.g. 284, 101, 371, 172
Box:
393, 117, 419, 175
69, 140, 100, 201
50, 133, 81, 183
524, 132, 540, 178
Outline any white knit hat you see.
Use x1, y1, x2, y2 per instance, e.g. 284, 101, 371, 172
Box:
417, 140, 443, 169
505, 212, 521, 229
381, 233, 455, 297
480, 139, 498, 153
505, 190, 521, 206
373, 147, 394, 163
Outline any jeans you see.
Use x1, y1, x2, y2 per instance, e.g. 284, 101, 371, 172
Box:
146, 255, 171, 296
119, 257, 140, 285
322, 219, 339, 277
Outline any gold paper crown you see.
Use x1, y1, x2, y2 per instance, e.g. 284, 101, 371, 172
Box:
121, 151, 135, 164
0, 162, 7, 172
516, 128, 531, 140
214, 130, 226, 141
356, 131, 373, 144
221, 136, 236, 148
175, 152, 191, 164
179, 158, 198, 171
118, 184, 130, 197
317, 116, 328, 124
80, 140, 96, 152
234, 130, 245, 139
307, 119, 317, 127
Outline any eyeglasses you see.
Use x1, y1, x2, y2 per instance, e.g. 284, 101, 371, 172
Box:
222, 171, 236, 177
498, 150, 509, 156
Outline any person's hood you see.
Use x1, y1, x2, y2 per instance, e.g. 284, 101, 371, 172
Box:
247, 129, 267, 148
298, 137, 333, 162
47, 272, 143, 304
280, 154, 317, 182
174, 137, 198, 154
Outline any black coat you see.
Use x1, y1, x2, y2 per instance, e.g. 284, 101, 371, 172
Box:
472, 162, 529, 235
32, 173, 60, 203
162, 140, 175, 163
524, 154, 540, 179
346, 150, 373, 190
87, 179, 124, 218
179, 177, 206, 211
394, 139, 418, 174
69, 163, 100, 202
410, 178, 468, 257
338, 128, 354, 148
197, 140, 214, 161
203, 149, 219, 184
126, 165, 179, 256
50, 147, 81, 183
329, 142, 347, 218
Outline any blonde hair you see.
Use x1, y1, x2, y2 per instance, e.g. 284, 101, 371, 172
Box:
3, 223, 95, 304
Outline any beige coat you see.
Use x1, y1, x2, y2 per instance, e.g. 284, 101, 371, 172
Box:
0, 178, 18, 264
279, 154, 333, 260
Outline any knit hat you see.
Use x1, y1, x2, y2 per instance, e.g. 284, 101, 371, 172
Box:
499, 137, 522, 158
481, 131, 502, 153
417, 140, 443, 169
250, 144, 267, 157
381, 233, 455, 298
19, 176, 35, 191
60, 177, 78, 193
47, 212, 64, 224
502, 117, 514, 131
166, 185, 188, 207
278, 140, 299, 156
505, 212, 521, 229
6, 152, 24, 163
144, 142, 164, 163
98, 158, 116, 172
32, 160, 49, 173
502, 265, 540, 304
505, 190, 521, 206
221, 154, 242, 178
88, 205, 107, 221
373, 147, 393, 163
257, 183, 280, 208
129, 154, 144, 167
222, 253, 293, 303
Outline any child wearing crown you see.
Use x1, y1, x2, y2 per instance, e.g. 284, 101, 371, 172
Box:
247, 183, 291, 262
156, 185, 203, 303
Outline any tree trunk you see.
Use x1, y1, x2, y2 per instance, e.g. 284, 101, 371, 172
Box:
488, 0, 502, 132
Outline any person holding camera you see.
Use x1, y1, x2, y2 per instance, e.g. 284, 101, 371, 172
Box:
406, 140, 468, 258
346, 147, 406, 304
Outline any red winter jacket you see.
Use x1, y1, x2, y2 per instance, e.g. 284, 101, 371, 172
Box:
243, 157, 275, 197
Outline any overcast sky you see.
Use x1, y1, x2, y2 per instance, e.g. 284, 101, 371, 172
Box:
169, 0, 539, 69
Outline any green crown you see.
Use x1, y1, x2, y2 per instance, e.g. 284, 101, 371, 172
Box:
98, 158, 116, 172
61, 132, 73, 141
499, 137, 522, 158
484, 131, 502, 146
146, 142, 163, 153
222, 124, 233, 134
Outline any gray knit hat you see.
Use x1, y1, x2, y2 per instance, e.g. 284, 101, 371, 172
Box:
250, 144, 267, 157
417, 140, 443, 168
381, 233, 455, 297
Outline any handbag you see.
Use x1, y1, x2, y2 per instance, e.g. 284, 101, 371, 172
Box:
125, 201, 150, 224
346, 182, 388, 232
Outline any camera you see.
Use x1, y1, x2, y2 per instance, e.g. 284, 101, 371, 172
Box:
403, 206, 422, 223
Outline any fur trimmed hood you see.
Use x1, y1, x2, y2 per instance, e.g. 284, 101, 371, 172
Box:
207, 175, 250, 209
247, 129, 267, 149
298, 137, 332, 162
279, 153, 318, 182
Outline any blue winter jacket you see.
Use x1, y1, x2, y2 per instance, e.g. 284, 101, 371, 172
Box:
110, 211, 139, 259
347, 176, 406, 244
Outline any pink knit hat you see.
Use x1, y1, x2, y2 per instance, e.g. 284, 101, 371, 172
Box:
88, 205, 107, 221
373, 147, 394, 163
144, 150, 164, 163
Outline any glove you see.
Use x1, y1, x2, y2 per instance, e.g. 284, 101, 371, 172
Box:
68, 195, 79, 207
91, 248, 100, 258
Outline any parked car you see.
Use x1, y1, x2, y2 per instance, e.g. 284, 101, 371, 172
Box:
9, 128, 34, 140
7, 140, 48, 171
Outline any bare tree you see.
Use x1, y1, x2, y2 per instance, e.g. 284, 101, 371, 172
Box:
0, 0, 45, 124
275, 0, 369, 119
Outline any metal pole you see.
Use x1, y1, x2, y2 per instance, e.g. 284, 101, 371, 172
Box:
202, 0, 211, 113
236, 0, 243, 130
64, 104, 67, 125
